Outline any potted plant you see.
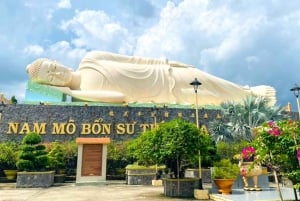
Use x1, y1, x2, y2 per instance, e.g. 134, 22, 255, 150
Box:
239, 146, 263, 191
0, 141, 18, 180
127, 118, 214, 198
212, 159, 240, 194
16, 132, 54, 188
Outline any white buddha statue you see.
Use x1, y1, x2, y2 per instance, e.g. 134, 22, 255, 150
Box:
26, 51, 276, 105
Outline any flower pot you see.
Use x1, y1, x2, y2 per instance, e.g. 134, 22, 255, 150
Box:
4, 169, 17, 180
240, 162, 262, 177
213, 179, 235, 194
163, 178, 200, 198
16, 171, 54, 188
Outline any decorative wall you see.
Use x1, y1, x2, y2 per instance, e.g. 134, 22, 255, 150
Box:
0, 104, 221, 142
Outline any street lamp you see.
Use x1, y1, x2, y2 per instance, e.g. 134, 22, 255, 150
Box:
190, 78, 202, 128
190, 78, 203, 189
290, 84, 300, 120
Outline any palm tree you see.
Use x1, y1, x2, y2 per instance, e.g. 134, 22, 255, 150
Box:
209, 96, 286, 142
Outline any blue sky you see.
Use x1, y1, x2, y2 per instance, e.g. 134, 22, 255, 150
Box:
1, 0, 300, 109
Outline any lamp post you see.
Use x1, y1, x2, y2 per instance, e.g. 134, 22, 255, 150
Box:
152, 106, 158, 130
151, 106, 159, 180
190, 78, 203, 189
190, 78, 202, 128
290, 84, 300, 120
0, 101, 5, 121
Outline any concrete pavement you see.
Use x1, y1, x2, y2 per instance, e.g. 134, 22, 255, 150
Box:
0, 182, 298, 201
0, 182, 206, 201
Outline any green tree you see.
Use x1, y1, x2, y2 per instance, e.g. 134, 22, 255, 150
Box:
10, 96, 17, 104
128, 118, 215, 178
209, 96, 284, 142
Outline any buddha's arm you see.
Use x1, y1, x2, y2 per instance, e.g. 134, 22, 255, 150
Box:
49, 86, 125, 103
70, 90, 125, 103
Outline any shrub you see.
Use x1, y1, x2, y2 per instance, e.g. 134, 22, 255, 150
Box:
63, 140, 77, 176
0, 141, 19, 169
48, 141, 66, 172
216, 141, 248, 162
16, 132, 49, 171
107, 140, 134, 179
212, 159, 239, 179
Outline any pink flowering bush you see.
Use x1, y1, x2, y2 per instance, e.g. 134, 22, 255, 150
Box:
252, 120, 300, 188
241, 146, 256, 160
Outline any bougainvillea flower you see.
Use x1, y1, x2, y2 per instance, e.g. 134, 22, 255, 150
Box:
242, 146, 256, 159
268, 127, 282, 136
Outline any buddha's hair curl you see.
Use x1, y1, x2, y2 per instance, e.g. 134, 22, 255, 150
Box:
26, 58, 49, 81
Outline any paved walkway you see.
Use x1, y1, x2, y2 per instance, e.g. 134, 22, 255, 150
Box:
211, 187, 298, 201
0, 182, 298, 201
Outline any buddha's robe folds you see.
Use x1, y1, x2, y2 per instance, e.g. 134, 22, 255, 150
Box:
76, 51, 276, 105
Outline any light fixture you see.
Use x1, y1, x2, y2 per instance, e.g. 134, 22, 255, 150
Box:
290, 84, 300, 120
189, 78, 202, 127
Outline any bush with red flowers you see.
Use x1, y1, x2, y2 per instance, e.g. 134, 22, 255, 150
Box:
251, 120, 300, 189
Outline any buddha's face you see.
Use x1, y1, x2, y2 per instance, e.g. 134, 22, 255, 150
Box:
27, 59, 73, 86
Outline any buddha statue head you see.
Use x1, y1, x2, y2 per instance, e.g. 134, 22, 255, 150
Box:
26, 58, 73, 86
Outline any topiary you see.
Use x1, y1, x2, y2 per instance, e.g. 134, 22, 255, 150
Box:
16, 132, 49, 171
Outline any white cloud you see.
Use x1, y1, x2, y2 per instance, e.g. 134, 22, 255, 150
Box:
57, 0, 71, 9
134, 1, 188, 58
60, 10, 133, 54
23, 45, 44, 56
135, 0, 270, 65
46, 41, 87, 68
49, 41, 71, 53
23, 41, 86, 69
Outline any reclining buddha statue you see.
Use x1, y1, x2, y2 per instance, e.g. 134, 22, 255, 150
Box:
26, 51, 276, 105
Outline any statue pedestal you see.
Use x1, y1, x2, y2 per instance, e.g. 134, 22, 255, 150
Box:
233, 167, 269, 189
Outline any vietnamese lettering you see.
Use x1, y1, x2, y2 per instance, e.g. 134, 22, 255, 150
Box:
6, 120, 156, 135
